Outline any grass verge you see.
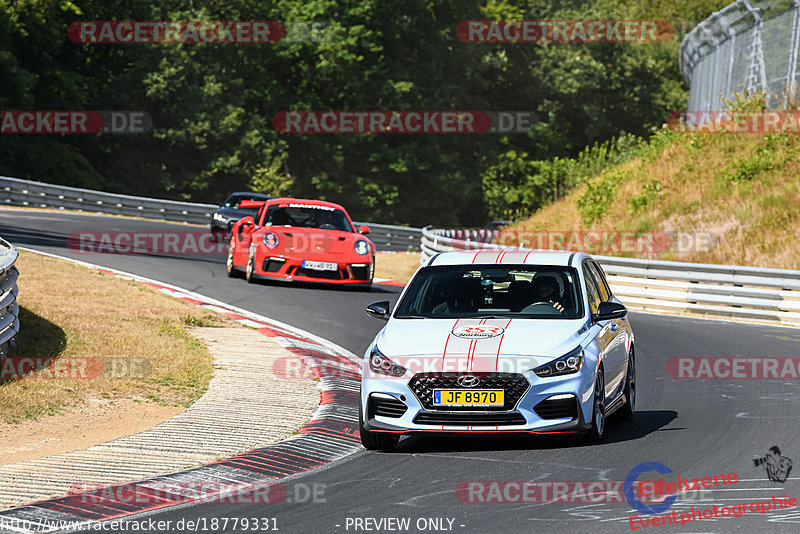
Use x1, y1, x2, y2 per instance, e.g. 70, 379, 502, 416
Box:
0, 251, 227, 423
374, 252, 419, 283
506, 129, 800, 270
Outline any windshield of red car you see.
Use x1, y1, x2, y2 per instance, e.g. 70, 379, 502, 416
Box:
262, 203, 354, 232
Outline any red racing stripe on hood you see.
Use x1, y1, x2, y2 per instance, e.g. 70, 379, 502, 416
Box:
441, 318, 459, 371
467, 318, 487, 370
494, 319, 513, 371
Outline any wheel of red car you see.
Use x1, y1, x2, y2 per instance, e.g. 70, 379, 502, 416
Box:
245, 247, 256, 283
226, 236, 240, 278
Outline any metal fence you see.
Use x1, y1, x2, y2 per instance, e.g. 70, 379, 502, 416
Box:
0, 238, 19, 355
681, 0, 800, 110
0, 176, 421, 252
421, 227, 800, 327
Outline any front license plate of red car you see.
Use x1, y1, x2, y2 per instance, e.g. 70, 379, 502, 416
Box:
302, 260, 337, 271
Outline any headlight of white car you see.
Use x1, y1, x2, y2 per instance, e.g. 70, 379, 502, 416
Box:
354, 239, 370, 255
368, 346, 406, 377
532, 346, 584, 377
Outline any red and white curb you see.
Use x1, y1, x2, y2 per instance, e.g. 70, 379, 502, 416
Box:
0, 248, 366, 533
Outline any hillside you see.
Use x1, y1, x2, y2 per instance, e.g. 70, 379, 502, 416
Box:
503, 129, 800, 270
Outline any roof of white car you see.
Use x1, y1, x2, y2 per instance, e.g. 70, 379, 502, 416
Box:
426, 249, 587, 267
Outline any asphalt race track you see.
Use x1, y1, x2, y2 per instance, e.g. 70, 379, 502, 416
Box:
3, 209, 800, 534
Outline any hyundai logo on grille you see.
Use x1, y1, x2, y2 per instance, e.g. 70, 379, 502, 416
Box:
457, 375, 481, 388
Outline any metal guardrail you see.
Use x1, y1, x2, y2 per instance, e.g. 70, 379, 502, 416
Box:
421, 227, 800, 327
0, 175, 218, 225
354, 222, 421, 252
0, 176, 422, 252
0, 238, 19, 355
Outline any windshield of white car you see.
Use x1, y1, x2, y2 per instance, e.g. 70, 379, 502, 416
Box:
394, 265, 584, 319
261, 204, 354, 232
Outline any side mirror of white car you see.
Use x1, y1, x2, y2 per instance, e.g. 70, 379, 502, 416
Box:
366, 301, 391, 320
592, 301, 627, 323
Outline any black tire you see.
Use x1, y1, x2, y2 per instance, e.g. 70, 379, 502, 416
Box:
225, 237, 240, 278
586, 370, 605, 443
245, 248, 256, 283
621, 349, 636, 421
359, 402, 398, 452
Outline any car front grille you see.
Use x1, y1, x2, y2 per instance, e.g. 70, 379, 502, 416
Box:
368, 395, 407, 419
413, 412, 526, 426
262, 258, 284, 273
408, 372, 529, 411
295, 267, 343, 279
534, 396, 579, 420
350, 265, 370, 280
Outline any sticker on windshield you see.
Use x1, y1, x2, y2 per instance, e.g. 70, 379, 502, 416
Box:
452, 325, 505, 339
279, 203, 335, 211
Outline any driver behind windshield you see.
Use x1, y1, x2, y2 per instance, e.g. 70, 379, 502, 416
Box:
263, 206, 353, 232
394, 266, 580, 319
527, 276, 566, 313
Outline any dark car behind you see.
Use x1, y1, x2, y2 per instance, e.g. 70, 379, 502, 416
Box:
210, 192, 275, 241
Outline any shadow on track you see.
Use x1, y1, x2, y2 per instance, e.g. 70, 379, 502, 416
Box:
390, 410, 678, 453
248, 276, 399, 294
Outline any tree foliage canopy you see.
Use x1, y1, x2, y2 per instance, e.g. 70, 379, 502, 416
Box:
0, 0, 729, 225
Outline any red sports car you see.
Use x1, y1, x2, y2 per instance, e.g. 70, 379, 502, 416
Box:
226, 198, 375, 286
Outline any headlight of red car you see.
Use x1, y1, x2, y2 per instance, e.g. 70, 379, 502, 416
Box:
354, 239, 370, 255
263, 232, 279, 249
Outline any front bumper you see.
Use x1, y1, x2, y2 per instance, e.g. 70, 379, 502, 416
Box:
361, 369, 595, 434
252, 254, 373, 285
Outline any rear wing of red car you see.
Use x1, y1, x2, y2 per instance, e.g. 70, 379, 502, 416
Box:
239, 200, 268, 208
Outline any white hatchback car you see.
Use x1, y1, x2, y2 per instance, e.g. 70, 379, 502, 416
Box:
360, 249, 635, 451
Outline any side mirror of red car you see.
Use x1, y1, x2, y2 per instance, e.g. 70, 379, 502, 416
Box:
358, 224, 370, 235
